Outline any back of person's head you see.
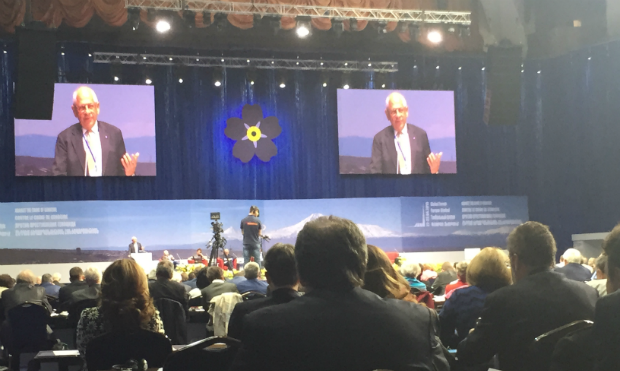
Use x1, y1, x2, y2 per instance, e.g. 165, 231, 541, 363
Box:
588, 257, 596, 267
84, 266, 102, 285
69, 267, 84, 282
507, 221, 556, 272
295, 216, 367, 290
41, 273, 53, 283
467, 247, 512, 291
188, 272, 196, 280
16, 270, 36, 285
52, 272, 62, 282
363, 245, 409, 299
563, 248, 583, 264
249, 205, 259, 215
0, 274, 15, 289
156, 260, 174, 280
595, 255, 608, 278
399, 260, 421, 279
422, 264, 433, 272
244, 262, 260, 280
442, 262, 454, 271
181, 272, 188, 282
264, 243, 298, 287
456, 261, 468, 281
100, 259, 155, 331
206, 266, 224, 282
195, 267, 209, 289
602, 224, 620, 293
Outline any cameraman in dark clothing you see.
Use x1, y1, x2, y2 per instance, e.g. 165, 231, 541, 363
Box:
240, 206, 262, 267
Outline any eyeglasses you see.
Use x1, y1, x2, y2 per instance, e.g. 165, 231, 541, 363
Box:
75, 103, 98, 112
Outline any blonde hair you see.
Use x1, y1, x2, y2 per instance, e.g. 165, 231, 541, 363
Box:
466, 247, 512, 291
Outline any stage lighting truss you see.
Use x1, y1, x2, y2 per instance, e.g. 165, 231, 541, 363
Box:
124, 0, 471, 25
94, 53, 399, 73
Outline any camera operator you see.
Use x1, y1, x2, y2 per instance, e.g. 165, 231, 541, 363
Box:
240, 206, 262, 267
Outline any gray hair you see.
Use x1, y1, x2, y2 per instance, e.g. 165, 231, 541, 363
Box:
73, 86, 99, 105
563, 248, 583, 264
84, 266, 102, 284
41, 273, 53, 283
244, 262, 260, 280
156, 260, 174, 279
456, 261, 468, 277
16, 270, 36, 284
399, 261, 421, 279
385, 92, 408, 110
52, 272, 62, 282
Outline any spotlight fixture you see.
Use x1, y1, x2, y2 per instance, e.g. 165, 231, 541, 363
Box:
246, 68, 257, 86
332, 19, 344, 37
114, 76, 120, 82
156, 19, 171, 33
213, 67, 223, 87
279, 83, 286, 88
296, 17, 312, 38
409, 24, 420, 41
268, 16, 281, 35
323, 82, 327, 87
276, 69, 289, 89
146, 78, 153, 85
147, 9, 156, 22
179, 79, 183, 83
397, 21, 408, 34
202, 12, 212, 27
182, 10, 195, 28
377, 21, 388, 34
214, 13, 227, 32
128, 7, 140, 31
343, 84, 350, 89
110, 60, 122, 84
427, 29, 443, 44
349, 18, 358, 32
341, 72, 352, 89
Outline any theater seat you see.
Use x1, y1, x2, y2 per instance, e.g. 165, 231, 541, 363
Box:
163, 336, 240, 371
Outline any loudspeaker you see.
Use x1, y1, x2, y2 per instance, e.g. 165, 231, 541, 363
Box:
484, 45, 523, 126
14, 27, 57, 120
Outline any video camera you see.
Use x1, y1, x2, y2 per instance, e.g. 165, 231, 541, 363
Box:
210, 212, 224, 234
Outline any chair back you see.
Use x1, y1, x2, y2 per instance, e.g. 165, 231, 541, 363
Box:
68, 299, 98, 327
529, 320, 593, 371
46, 295, 59, 310
414, 290, 435, 309
7, 303, 49, 353
154, 298, 188, 345
241, 291, 266, 301
163, 336, 241, 371
85, 328, 172, 371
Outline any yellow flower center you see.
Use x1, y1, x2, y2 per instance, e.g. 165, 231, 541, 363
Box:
247, 126, 262, 142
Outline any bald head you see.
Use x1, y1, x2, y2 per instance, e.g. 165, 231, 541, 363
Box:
385, 92, 409, 134
72, 86, 100, 131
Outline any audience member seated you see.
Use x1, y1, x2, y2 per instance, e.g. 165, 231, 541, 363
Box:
185, 272, 197, 289
228, 270, 247, 286
149, 261, 189, 314
399, 261, 427, 292
231, 216, 438, 371
59, 267, 88, 307
587, 254, 608, 297
234, 263, 268, 295
228, 243, 300, 339
554, 248, 592, 281
76, 259, 165, 359
362, 245, 416, 302
40, 273, 61, 297
0, 274, 15, 295
201, 267, 239, 311
181, 272, 188, 282
445, 261, 469, 298
430, 262, 457, 295
71, 267, 102, 303
52, 272, 63, 286
440, 247, 511, 349
222, 248, 237, 271
593, 224, 620, 371
457, 221, 598, 371
419, 264, 438, 283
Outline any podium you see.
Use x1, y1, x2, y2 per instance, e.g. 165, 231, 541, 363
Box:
130, 252, 155, 272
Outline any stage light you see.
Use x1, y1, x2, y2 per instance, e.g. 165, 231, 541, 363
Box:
343, 84, 350, 89
276, 69, 288, 89
114, 76, 119, 82
409, 24, 420, 41
182, 10, 195, 28
179, 78, 183, 83
88, 53, 92, 57
458, 25, 470, 38
146, 78, 152, 85
156, 19, 171, 33
214, 80, 221, 87
128, 7, 140, 31
110, 60, 122, 84
268, 16, 281, 35
381, 84, 385, 88
323, 82, 327, 87
296, 17, 311, 38
279, 83, 286, 88
349, 18, 358, 31
251, 81, 254, 85
202, 12, 212, 27
332, 19, 344, 37
214, 13, 227, 32
398, 21, 408, 34
147, 9, 156, 22
213, 67, 223, 87
427, 30, 443, 44
246, 68, 257, 86
377, 21, 388, 34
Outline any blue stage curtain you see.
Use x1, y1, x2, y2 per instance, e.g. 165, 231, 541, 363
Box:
3, 41, 620, 249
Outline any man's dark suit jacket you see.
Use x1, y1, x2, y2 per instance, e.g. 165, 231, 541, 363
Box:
149, 278, 189, 314
128, 242, 143, 254
227, 287, 300, 339
230, 287, 435, 371
52, 121, 127, 176
554, 263, 592, 282
369, 123, 431, 174
457, 270, 598, 371
430, 269, 457, 295
58, 280, 88, 310
200, 281, 239, 311
70, 284, 101, 303
593, 290, 620, 371
1, 283, 52, 318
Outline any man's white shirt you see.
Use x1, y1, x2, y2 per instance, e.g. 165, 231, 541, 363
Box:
82, 121, 103, 177
394, 125, 412, 175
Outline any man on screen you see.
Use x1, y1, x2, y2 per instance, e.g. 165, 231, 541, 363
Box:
369, 92, 442, 174
52, 86, 140, 176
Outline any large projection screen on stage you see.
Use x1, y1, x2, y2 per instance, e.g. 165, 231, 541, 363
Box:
14, 83, 156, 176
337, 89, 456, 175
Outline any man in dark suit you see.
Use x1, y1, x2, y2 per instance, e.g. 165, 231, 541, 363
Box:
52, 86, 139, 177
58, 267, 87, 310
201, 267, 238, 311
457, 221, 598, 371
40, 273, 60, 298
554, 248, 592, 281
369, 92, 442, 175
230, 216, 435, 371
70, 267, 102, 303
430, 262, 457, 295
228, 243, 300, 339
128, 236, 144, 255
149, 261, 189, 314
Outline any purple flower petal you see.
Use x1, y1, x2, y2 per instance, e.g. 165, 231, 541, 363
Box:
232, 139, 256, 163
225, 117, 247, 140
259, 116, 281, 139
255, 139, 278, 162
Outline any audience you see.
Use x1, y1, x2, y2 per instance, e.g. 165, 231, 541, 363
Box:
228, 243, 300, 339
0, 274, 15, 294
439, 247, 511, 349
180, 272, 188, 282
445, 261, 469, 298
70, 267, 102, 303
457, 221, 597, 371
235, 262, 268, 294
431, 262, 457, 295
586, 254, 608, 297
148, 260, 189, 314
593, 224, 620, 370
184, 271, 197, 289
420, 264, 438, 282
230, 216, 436, 371
76, 259, 164, 358
200, 266, 239, 310
554, 248, 592, 281
362, 244, 416, 302
59, 267, 88, 308
40, 273, 61, 297
52, 272, 63, 286
582, 257, 594, 273
399, 260, 427, 291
